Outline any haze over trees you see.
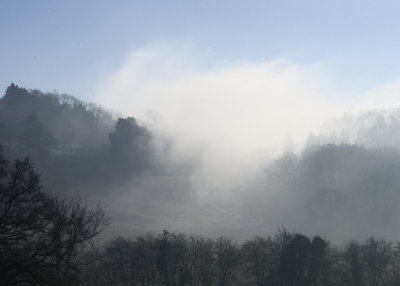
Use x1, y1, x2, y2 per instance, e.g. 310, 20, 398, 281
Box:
4, 84, 400, 284
3, 84, 400, 241
0, 84, 194, 238
243, 144, 400, 241
307, 108, 400, 148
80, 229, 400, 286
0, 84, 156, 186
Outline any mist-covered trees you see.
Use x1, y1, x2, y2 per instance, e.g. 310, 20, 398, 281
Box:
0, 84, 113, 150
307, 108, 400, 148
0, 84, 155, 192
244, 143, 400, 241
80, 229, 400, 286
109, 117, 152, 171
0, 148, 106, 285
6, 83, 400, 252
19, 113, 56, 157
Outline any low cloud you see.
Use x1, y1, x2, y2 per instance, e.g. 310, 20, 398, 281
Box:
96, 45, 347, 176
98, 45, 400, 159
92, 44, 400, 241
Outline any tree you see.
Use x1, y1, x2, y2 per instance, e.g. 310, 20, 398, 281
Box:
108, 117, 151, 171
363, 238, 392, 286
155, 230, 189, 286
215, 237, 241, 286
341, 241, 363, 286
187, 235, 215, 286
280, 234, 312, 286
243, 237, 275, 286
3, 84, 29, 104
0, 148, 106, 285
109, 117, 150, 154
310, 236, 329, 286
18, 112, 56, 157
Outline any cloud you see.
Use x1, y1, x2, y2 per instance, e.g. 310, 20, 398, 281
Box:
95, 44, 400, 193
97, 45, 340, 153
358, 80, 400, 111
94, 44, 400, 240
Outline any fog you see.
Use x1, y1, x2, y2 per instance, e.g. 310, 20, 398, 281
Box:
96, 45, 341, 158
94, 46, 400, 241
4, 50, 400, 243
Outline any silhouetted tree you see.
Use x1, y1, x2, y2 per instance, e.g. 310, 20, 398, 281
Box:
109, 117, 150, 153
340, 241, 364, 286
310, 236, 329, 286
243, 236, 276, 286
78, 230, 400, 286
187, 235, 215, 286
215, 237, 241, 286
363, 238, 392, 286
108, 117, 151, 171
155, 230, 189, 286
0, 149, 106, 285
280, 234, 312, 286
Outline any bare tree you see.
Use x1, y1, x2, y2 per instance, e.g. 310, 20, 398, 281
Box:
215, 237, 241, 286
0, 150, 106, 286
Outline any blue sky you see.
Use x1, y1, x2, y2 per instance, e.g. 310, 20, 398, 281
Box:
2, 0, 400, 101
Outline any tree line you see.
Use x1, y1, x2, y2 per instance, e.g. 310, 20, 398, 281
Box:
0, 84, 156, 191
80, 229, 400, 286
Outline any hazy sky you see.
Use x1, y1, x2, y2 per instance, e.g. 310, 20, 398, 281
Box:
2, 0, 400, 99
